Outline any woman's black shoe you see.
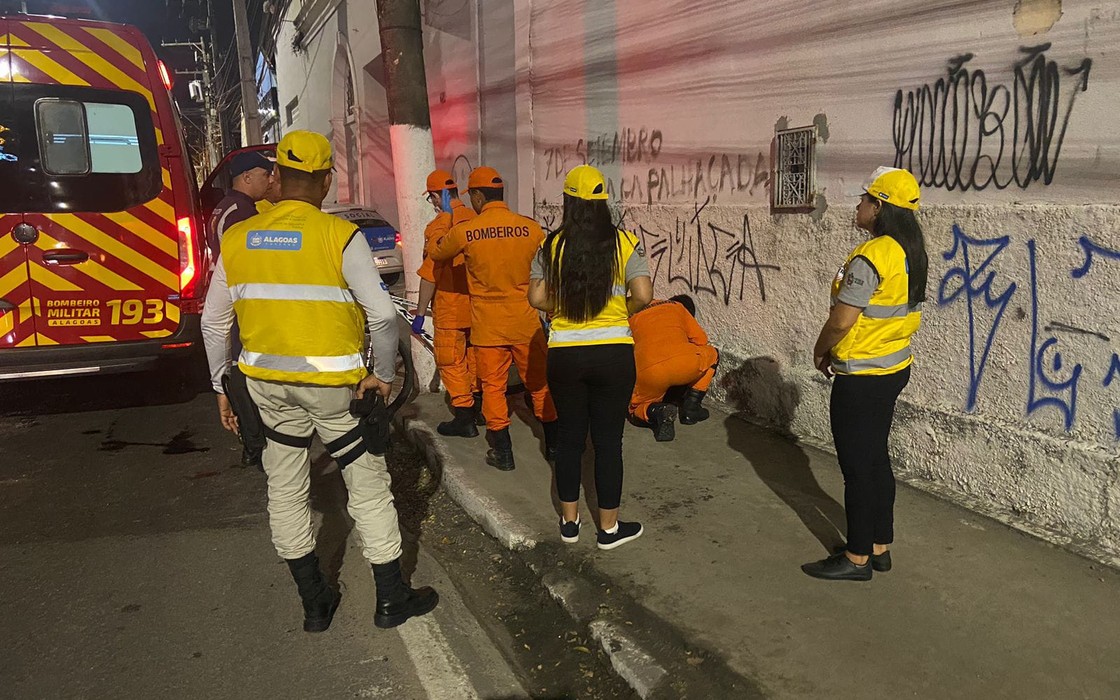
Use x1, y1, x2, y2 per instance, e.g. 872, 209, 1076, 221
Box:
801, 551, 872, 581
833, 545, 891, 572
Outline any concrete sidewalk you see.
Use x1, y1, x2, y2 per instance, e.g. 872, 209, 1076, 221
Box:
397, 391, 1120, 699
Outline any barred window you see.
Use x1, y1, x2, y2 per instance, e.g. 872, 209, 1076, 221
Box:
772, 125, 817, 212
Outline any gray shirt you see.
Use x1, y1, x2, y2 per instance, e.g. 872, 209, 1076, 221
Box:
835, 256, 880, 308
201, 236, 400, 392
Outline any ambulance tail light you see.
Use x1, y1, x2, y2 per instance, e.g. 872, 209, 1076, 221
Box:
158, 60, 173, 91
177, 215, 199, 300
395, 231, 401, 245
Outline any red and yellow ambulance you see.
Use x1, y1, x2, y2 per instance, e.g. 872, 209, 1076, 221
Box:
0, 15, 209, 380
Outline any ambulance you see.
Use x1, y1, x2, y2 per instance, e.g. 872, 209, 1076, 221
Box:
0, 15, 210, 381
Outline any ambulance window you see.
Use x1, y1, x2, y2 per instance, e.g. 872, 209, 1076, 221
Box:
86, 103, 142, 173
36, 100, 89, 175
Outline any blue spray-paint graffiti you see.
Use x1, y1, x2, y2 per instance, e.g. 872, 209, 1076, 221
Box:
1026, 239, 1081, 430
940, 227, 1120, 437
937, 224, 1018, 411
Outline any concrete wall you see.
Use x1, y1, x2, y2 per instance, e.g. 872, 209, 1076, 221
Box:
269, 0, 1120, 564
524, 0, 1120, 564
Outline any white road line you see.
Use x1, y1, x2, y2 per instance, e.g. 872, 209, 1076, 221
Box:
396, 614, 481, 700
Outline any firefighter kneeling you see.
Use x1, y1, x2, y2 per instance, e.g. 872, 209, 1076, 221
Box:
202, 130, 438, 633
628, 295, 719, 441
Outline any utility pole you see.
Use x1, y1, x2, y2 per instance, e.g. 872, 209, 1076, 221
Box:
164, 39, 222, 174
232, 0, 263, 145
376, 0, 437, 385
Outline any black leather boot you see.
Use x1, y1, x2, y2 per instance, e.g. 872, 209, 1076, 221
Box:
472, 392, 485, 426
485, 428, 515, 471
372, 559, 439, 629
679, 389, 711, 425
542, 420, 559, 462
437, 406, 479, 438
286, 552, 340, 633
648, 403, 677, 442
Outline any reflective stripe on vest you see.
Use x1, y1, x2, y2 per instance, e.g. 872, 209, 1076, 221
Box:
230, 283, 356, 304
830, 235, 922, 376
548, 326, 633, 345
240, 350, 365, 374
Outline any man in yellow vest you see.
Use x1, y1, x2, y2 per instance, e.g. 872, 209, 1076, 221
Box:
201, 131, 438, 632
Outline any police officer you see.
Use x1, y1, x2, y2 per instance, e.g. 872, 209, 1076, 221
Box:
207, 150, 274, 257
411, 170, 481, 437
801, 167, 927, 582
428, 166, 558, 471
201, 131, 438, 630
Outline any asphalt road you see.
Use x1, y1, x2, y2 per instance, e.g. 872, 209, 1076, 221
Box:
0, 368, 635, 700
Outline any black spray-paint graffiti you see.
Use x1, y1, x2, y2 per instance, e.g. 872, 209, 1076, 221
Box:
542, 128, 770, 205
636, 198, 780, 305
893, 43, 1092, 191
939, 226, 1120, 437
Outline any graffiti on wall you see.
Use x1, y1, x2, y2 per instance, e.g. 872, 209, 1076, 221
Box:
541, 128, 770, 205
893, 43, 1092, 191
635, 197, 780, 305
939, 225, 1120, 436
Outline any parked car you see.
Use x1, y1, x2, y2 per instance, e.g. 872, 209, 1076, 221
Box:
0, 14, 209, 381
200, 145, 404, 290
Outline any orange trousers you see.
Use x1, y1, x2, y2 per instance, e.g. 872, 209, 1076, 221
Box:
433, 327, 479, 409
475, 330, 557, 431
630, 345, 719, 421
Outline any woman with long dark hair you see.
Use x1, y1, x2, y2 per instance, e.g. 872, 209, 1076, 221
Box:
528, 165, 653, 550
802, 167, 927, 581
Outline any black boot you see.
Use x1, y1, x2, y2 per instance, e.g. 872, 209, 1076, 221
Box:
472, 392, 485, 426
286, 552, 340, 633
542, 420, 558, 462
679, 389, 711, 425
485, 428, 516, 471
437, 406, 479, 438
372, 558, 439, 629
648, 403, 677, 442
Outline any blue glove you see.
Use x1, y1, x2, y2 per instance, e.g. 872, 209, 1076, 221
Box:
411, 315, 426, 334
440, 189, 453, 213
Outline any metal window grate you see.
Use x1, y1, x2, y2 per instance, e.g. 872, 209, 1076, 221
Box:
772, 125, 817, 211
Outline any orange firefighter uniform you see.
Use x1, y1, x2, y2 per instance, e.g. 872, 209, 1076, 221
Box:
417, 179, 478, 409
629, 300, 719, 422
427, 170, 556, 431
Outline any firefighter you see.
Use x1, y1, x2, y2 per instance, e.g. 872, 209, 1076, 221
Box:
427, 166, 558, 471
628, 294, 719, 442
201, 131, 438, 631
801, 167, 927, 582
411, 170, 481, 437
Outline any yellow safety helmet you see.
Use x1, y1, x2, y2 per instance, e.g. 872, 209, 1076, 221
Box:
563, 164, 609, 201
864, 167, 920, 210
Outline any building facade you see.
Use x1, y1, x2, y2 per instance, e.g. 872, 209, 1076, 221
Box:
269, 0, 1120, 564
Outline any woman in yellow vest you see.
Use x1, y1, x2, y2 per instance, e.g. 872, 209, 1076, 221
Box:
528, 165, 653, 550
802, 167, 927, 581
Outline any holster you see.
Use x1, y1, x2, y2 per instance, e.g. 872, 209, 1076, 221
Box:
221, 366, 266, 453
349, 391, 390, 456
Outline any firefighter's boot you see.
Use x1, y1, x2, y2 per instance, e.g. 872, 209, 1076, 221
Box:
286, 552, 340, 633
437, 407, 479, 438
648, 403, 678, 442
472, 392, 485, 426
485, 428, 516, 471
372, 558, 439, 629
679, 389, 711, 425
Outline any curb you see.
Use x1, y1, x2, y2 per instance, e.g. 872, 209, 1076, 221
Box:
394, 410, 678, 699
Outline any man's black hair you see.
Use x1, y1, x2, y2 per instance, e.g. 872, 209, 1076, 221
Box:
669, 294, 697, 317
474, 186, 504, 203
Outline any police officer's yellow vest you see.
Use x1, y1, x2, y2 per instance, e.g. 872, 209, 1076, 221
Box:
830, 234, 922, 375
547, 229, 639, 348
221, 200, 367, 387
